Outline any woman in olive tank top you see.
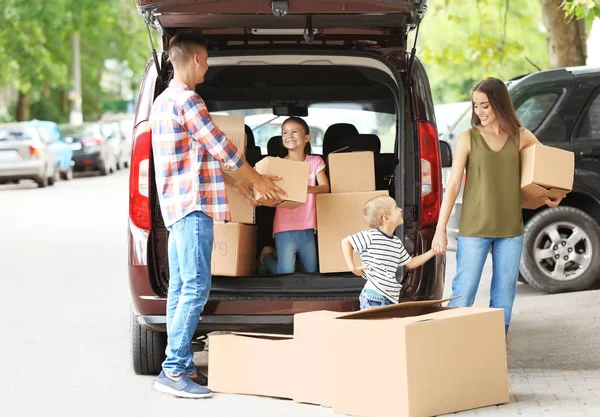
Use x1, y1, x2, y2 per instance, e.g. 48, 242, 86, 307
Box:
433, 78, 564, 335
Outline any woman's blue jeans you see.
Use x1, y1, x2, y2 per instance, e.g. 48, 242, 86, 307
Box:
448, 235, 524, 334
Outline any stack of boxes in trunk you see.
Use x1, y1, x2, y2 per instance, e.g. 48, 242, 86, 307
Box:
208, 300, 511, 417
211, 115, 256, 277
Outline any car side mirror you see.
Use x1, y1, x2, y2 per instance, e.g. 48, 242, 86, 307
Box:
439, 140, 452, 168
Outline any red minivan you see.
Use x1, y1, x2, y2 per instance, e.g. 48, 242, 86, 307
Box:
129, 0, 450, 375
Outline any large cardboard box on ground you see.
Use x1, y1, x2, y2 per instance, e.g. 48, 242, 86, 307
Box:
254, 157, 310, 209
223, 172, 255, 225
328, 151, 376, 193
326, 301, 509, 417
316, 190, 388, 273
293, 310, 345, 406
211, 114, 246, 154
521, 144, 574, 209
208, 333, 295, 399
212, 222, 256, 276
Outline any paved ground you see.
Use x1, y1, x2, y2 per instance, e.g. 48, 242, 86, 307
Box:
0, 171, 599, 417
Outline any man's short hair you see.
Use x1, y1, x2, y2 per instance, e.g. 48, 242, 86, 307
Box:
168, 31, 207, 66
362, 195, 395, 229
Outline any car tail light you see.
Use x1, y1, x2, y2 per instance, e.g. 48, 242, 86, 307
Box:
82, 138, 102, 147
129, 121, 151, 230
418, 121, 442, 228
28, 145, 41, 159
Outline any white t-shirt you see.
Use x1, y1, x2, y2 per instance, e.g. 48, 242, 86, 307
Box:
349, 228, 412, 303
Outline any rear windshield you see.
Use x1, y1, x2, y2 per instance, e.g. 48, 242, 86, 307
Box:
62, 124, 99, 139
0, 127, 37, 141
215, 103, 396, 154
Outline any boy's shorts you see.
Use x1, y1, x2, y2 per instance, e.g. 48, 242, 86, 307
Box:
359, 288, 395, 310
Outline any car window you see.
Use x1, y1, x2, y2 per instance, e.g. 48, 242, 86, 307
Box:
514, 92, 561, 132
216, 104, 396, 154
0, 127, 37, 141
576, 91, 600, 140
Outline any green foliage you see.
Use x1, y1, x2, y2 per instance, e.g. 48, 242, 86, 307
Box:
561, 0, 600, 24
0, 0, 149, 121
418, 0, 550, 104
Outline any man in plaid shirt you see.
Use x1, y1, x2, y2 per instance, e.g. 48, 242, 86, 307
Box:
150, 31, 283, 399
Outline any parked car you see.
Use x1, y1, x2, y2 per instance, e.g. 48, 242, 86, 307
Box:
61, 123, 117, 175
435, 101, 471, 141
100, 113, 134, 169
129, 0, 449, 375
443, 67, 600, 294
26, 120, 74, 180
0, 123, 57, 187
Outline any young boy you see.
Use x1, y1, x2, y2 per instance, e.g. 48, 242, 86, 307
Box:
341, 195, 438, 310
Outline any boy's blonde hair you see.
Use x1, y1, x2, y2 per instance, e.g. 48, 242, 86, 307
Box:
362, 195, 395, 229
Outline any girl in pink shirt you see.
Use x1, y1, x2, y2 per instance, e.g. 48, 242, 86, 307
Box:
259, 117, 330, 274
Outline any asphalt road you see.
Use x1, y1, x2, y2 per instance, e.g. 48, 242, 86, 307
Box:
0, 171, 598, 417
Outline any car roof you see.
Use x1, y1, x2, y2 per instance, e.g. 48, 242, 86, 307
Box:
509, 66, 600, 91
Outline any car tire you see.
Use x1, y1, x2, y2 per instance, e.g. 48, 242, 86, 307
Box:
35, 174, 48, 188
99, 161, 108, 176
48, 168, 59, 186
61, 166, 73, 181
131, 313, 167, 375
520, 206, 600, 293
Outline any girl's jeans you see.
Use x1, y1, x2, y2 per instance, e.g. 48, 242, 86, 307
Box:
448, 235, 525, 334
264, 229, 318, 274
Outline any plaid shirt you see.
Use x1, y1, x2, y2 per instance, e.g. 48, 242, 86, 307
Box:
150, 80, 244, 227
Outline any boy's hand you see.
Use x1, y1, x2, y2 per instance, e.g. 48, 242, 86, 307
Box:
351, 265, 368, 277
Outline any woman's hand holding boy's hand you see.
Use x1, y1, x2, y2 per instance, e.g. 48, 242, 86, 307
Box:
432, 229, 447, 255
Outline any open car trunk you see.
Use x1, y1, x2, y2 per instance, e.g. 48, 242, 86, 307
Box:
138, 0, 428, 301
147, 55, 413, 299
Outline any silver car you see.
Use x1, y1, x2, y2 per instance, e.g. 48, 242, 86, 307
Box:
0, 123, 56, 187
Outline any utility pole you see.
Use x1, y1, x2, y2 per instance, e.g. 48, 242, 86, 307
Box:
69, 33, 83, 125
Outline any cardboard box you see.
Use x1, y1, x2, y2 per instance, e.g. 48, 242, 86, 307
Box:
316, 191, 389, 273
212, 222, 256, 276
293, 310, 345, 406
212, 114, 246, 154
326, 301, 509, 417
521, 144, 574, 209
328, 151, 375, 193
208, 333, 295, 399
224, 172, 255, 225
254, 157, 310, 209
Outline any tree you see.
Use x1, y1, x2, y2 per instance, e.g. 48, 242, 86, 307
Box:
541, 0, 587, 68
0, 0, 149, 121
561, 0, 600, 21
418, 0, 549, 104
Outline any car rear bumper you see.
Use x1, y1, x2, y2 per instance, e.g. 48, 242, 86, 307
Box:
0, 161, 44, 179
72, 151, 101, 169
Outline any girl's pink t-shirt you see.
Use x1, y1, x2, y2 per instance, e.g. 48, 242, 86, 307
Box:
272, 154, 326, 234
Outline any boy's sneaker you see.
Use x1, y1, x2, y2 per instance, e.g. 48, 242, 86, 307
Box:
153, 371, 212, 399
257, 246, 276, 275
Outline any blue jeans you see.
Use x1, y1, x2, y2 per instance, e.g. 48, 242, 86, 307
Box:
163, 210, 213, 377
359, 289, 395, 310
264, 229, 318, 274
448, 235, 525, 334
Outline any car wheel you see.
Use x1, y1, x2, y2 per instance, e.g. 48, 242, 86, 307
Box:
35, 174, 48, 188
131, 313, 167, 375
61, 166, 74, 181
99, 161, 108, 176
520, 206, 600, 293
48, 168, 59, 186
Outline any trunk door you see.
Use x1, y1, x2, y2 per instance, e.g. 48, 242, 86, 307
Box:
136, 0, 428, 45
0, 125, 40, 162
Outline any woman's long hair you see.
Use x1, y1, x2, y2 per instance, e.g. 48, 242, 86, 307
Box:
471, 77, 522, 137
282, 116, 312, 155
